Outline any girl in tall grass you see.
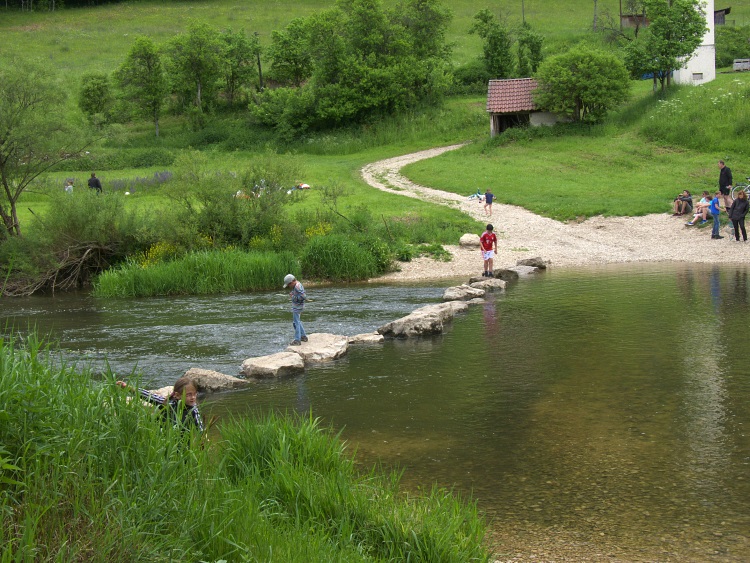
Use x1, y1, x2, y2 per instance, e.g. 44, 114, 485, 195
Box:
116, 376, 205, 432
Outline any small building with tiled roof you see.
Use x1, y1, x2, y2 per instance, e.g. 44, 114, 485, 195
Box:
486, 78, 561, 137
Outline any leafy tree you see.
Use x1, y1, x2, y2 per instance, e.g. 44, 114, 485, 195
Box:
517, 22, 544, 77
0, 57, 85, 239
394, 0, 452, 61
164, 22, 225, 114
220, 29, 260, 106
469, 9, 514, 79
254, 0, 452, 138
623, 0, 707, 92
267, 18, 313, 87
534, 45, 630, 122
78, 72, 113, 125
114, 36, 168, 137
715, 25, 750, 68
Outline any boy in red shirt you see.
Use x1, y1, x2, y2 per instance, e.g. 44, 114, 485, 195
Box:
480, 224, 498, 277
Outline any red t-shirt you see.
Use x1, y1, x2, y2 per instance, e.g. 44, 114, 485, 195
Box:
480, 231, 497, 251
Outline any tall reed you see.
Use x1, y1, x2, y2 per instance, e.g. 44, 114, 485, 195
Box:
0, 334, 490, 562
93, 249, 299, 297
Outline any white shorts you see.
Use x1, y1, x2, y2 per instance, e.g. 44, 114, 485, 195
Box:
482, 250, 495, 260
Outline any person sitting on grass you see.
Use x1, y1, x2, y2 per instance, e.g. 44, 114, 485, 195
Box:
687, 191, 712, 225
116, 376, 205, 433
672, 190, 693, 216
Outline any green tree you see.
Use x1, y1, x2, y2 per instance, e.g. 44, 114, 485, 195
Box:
267, 18, 313, 87
254, 0, 452, 138
78, 72, 113, 125
220, 29, 259, 106
715, 25, 750, 68
115, 36, 168, 137
623, 0, 707, 92
164, 22, 225, 114
469, 9, 514, 78
0, 58, 84, 238
534, 45, 630, 122
517, 22, 544, 77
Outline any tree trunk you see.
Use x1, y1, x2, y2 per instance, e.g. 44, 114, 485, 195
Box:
154, 112, 160, 137
593, 0, 599, 31
196, 79, 202, 110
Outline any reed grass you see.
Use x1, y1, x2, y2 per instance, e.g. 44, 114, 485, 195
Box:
93, 249, 299, 297
0, 334, 490, 562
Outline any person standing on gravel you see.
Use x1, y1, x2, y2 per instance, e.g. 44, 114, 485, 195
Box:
283, 274, 308, 345
709, 191, 724, 240
718, 160, 733, 210
480, 224, 498, 277
484, 188, 494, 216
727, 190, 749, 242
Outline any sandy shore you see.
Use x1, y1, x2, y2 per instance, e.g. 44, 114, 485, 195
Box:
362, 144, 748, 283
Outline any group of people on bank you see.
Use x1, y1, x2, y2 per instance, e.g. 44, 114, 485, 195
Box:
672, 160, 748, 242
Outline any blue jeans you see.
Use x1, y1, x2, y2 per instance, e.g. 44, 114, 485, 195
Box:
711, 212, 720, 236
292, 311, 306, 341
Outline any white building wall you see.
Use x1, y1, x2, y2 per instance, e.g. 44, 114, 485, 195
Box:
674, 0, 715, 85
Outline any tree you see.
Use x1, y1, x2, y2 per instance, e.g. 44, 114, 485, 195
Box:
469, 9, 514, 79
78, 72, 113, 125
267, 18, 313, 87
0, 57, 84, 238
164, 22, 225, 114
517, 22, 544, 77
115, 36, 168, 137
254, 0, 452, 137
534, 45, 631, 122
220, 29, 260, 106
623, 0, 707, 92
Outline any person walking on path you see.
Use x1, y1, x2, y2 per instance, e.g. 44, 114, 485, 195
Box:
709, 191, 724, 240
284, 274, 308, 345
484, 188, 494, 216
479, 224, 498, 277
727, 190, 749, 242
718, 160, 733, 210
88, 172, 102, 193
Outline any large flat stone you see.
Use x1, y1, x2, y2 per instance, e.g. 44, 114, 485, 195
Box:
184, 367, 253, 391
348, 332, 385, 344
240, 351, 305, 378
287, 333, 349, 364
377, 301, 469, 338
443, 284, 485, 301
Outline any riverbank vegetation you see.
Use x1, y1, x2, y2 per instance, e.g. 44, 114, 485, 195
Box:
0, 335, 489, 561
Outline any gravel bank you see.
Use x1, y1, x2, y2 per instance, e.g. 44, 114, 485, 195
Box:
362, 144, 748, 283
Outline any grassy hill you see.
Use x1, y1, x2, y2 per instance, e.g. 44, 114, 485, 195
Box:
4, 0, 749, 85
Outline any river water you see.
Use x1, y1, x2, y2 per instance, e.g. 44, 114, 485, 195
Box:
2, 263, 749, 560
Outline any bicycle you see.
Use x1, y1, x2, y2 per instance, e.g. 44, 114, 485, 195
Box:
731, 177, 750, 199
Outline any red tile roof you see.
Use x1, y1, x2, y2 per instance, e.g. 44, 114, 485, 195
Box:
486, 78, 538, 114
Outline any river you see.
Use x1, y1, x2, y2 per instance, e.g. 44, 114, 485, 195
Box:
2, 263, 748, 561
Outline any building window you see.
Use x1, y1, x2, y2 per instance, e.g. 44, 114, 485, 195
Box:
692, 73, 703, 81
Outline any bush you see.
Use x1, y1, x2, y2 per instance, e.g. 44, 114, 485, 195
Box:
716, 25, 750, 69
51, 148, 176, 171
301, 234, 380, 281
93, 249, 298, 297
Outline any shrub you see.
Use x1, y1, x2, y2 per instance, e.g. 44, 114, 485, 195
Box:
301, 234, 379, 281
93, 249, 298, 297
716, 25, 750, 69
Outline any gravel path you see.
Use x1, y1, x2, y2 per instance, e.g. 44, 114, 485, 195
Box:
362, 144, 747, 282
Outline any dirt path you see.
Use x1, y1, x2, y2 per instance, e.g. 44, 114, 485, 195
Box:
361, 144, 747, 281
